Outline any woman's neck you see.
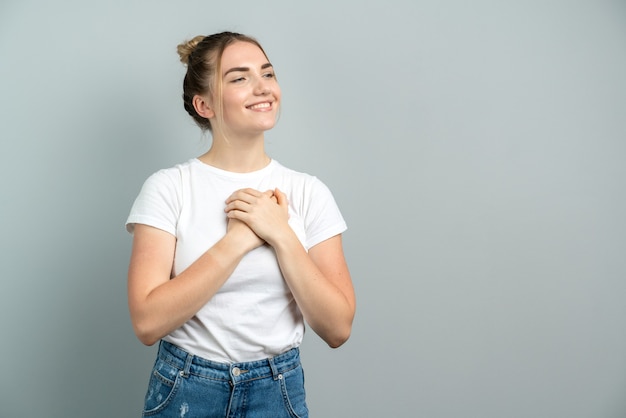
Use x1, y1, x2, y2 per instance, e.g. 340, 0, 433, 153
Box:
198, 134, 270, 173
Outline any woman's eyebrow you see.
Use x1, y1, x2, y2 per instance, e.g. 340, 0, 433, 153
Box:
224, 63, 273, 76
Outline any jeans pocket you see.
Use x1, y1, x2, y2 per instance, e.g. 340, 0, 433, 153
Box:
143, 359, 182, 415
278, 365, 309, 418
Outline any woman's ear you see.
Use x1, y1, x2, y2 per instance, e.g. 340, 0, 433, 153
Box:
193, 94, 215, 119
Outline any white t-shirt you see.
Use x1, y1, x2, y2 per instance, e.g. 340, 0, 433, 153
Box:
126, 158, 347, 363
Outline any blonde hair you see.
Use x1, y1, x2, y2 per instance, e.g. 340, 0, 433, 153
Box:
176, 32, 269, 132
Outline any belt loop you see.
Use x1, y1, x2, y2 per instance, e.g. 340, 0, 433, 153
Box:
182, 351, 193, 378
268, 355, 279, 380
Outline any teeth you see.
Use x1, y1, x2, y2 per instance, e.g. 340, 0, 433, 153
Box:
248, 102, 271, 110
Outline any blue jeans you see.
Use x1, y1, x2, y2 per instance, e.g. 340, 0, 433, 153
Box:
142, 340, 309, 417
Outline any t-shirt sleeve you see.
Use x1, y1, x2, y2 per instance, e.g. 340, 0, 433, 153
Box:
303, 177, 347, 250
125, 169, 181, 236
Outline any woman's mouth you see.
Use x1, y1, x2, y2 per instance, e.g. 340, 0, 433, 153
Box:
247, 102, 272, 110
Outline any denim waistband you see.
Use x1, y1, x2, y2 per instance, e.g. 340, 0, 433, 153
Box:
157, 340, 301, 384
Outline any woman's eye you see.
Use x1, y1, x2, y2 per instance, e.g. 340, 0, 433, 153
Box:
231, 77, 245, 83
263, 72, 275, 79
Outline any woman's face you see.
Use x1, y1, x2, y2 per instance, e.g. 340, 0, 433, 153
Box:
212, 41, 281, 137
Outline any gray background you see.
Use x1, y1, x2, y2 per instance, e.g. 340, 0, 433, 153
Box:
1, 0, 625, 417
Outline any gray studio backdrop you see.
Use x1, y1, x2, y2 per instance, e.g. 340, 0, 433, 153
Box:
1, 1, 625, 417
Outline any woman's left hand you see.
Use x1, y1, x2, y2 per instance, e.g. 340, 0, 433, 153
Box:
224, 188, 290, 246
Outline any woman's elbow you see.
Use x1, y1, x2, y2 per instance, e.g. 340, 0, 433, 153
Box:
131, 318, 162, 346
327, 329, 352, 348
325, 307, 355, 348
323, 322, 353, 349
136, 332, 160, 347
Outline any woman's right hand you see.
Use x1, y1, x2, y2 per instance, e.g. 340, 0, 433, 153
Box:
226, 217, 265, 253
225, 189, 277, 253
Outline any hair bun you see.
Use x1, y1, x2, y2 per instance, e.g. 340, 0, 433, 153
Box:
176, 35, 205, 65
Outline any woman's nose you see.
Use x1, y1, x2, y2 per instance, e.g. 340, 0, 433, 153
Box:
253, 77, 271, 95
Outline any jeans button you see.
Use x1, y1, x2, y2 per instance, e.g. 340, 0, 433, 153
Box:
232, 367, 241, 377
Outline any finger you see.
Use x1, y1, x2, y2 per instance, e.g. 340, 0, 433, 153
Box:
226, 209, 248, 221
224, 200, 252, 213
225, 188, 262, 204
274, 188, 289, 208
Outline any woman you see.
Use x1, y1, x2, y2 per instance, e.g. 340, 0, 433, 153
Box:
126, 31, 355, 417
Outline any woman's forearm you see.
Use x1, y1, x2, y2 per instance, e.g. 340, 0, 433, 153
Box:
271, 233, 356, 348
128, 225, 254, 346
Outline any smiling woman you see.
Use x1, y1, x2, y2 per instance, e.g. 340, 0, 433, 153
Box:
202, 42, 281, 141
125, 32, 355, 417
